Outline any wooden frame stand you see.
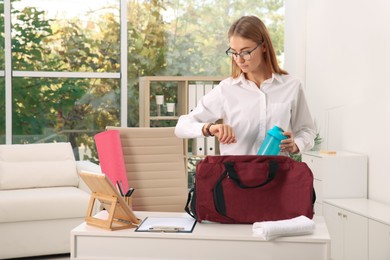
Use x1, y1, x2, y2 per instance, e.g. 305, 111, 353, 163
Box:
80, 171, 140, 231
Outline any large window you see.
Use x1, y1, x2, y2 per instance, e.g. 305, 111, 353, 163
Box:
3, 0, 121, 161
1, 0, 285, 161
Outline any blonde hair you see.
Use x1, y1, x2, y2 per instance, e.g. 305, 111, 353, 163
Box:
228, 16, 287, 78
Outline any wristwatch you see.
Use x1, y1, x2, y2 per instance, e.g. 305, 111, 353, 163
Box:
206, 123, 215, 137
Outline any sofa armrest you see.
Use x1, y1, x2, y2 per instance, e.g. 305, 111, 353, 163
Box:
76, 161, 102, 193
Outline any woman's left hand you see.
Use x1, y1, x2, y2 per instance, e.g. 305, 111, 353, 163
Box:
280, 131, 299, 154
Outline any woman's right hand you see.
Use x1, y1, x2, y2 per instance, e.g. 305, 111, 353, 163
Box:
209, 124, 237, 144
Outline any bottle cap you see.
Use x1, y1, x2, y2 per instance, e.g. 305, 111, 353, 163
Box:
267, 126, 287, 141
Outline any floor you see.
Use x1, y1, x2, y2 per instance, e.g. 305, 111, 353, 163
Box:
9, 254, 70, 260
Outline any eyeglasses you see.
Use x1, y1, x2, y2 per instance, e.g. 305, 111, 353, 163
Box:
225, 42, 261, 61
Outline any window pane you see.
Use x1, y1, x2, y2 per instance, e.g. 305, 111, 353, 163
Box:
11, 0, 120, 72
12, 77, 120, 161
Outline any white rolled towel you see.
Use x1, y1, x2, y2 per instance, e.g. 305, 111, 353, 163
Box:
252, 215, 316, 241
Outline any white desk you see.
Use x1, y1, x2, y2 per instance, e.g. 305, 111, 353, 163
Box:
71, 211, 330, 260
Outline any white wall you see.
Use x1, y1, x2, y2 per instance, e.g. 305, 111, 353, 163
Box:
284, 0, 307, 83
285, 0, 390, 205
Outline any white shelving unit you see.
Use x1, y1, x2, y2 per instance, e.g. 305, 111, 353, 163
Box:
323, 201, 368, 260
302, 151, 368, 215
324, 198, 390, 260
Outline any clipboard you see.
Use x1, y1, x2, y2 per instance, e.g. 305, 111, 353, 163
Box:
135, 216, 196, 233
79, 171, 141, 231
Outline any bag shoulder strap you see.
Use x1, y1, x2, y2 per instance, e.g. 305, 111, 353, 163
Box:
185, 187, 196, 219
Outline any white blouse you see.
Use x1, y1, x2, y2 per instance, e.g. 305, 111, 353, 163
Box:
175, 73, 316, 155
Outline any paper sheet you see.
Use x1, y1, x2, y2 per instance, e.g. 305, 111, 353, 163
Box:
135, 216, 196, 233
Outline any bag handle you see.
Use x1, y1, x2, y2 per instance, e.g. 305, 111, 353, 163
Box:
224, 160, 278, 189
213, 160, 279, 216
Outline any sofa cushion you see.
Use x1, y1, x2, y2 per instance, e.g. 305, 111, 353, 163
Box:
0, 187, 90, 223
0, 143, 79, 190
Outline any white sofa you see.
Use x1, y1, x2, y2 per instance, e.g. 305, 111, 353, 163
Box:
0, 142, 101, 259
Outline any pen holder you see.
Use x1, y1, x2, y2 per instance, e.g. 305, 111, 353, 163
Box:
123, 196, 133, 209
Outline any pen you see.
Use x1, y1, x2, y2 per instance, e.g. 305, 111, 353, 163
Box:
149, 226, 185, 232
126, 188, 135, 197
116, 181, 124, 196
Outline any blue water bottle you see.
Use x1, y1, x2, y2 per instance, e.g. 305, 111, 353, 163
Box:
257, 126, 287, 155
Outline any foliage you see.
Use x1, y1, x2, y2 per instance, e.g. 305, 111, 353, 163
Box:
127, 0, 167, 126
162, 0, 285, 77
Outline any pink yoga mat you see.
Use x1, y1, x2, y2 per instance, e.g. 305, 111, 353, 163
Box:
94, 130, 129, 193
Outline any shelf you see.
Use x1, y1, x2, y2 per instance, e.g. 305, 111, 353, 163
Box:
150, 116, 179, 120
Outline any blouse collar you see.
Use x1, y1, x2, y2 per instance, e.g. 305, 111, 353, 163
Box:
232, 73, 284, 87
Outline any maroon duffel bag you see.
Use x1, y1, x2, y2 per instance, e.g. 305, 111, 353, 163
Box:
185, 155, 315, 224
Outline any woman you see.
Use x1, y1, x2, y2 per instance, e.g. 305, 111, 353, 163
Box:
175, 15, 316, 156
